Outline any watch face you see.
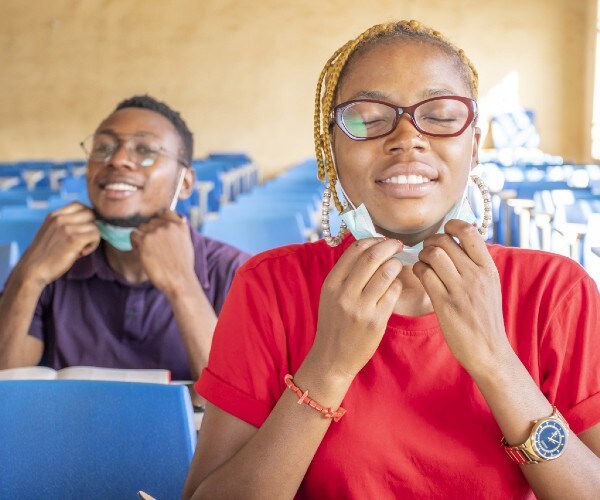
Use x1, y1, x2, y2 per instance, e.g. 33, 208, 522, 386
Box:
533, 419, 567, 459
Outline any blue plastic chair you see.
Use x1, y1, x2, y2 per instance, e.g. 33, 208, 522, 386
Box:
202, 212, 306, 254
0, 380, 197, 500
0, 241, 19, 289
0, 218, 45, 253
0, 189, 31, 208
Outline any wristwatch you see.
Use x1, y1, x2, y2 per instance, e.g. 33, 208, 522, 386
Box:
501, 406, 569, 464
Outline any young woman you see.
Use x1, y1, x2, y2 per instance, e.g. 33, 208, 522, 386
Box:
184, 20, 600, 499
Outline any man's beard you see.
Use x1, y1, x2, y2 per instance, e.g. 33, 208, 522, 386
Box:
93, 208, 158, 228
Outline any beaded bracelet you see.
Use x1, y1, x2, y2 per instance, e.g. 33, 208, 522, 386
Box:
284, 374, 346, 422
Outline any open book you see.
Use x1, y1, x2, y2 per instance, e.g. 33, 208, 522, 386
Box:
0, 365, 171, 384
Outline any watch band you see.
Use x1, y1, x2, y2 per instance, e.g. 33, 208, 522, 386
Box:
501, 406, 569, 465
502, 442, 539, 465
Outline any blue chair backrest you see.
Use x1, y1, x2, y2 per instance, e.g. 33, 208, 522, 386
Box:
0, 241, 19, 290
0, 380, 197, 500
202, 213, 305, 254
0, 218, 45, 252
0, 190, 31, 208
225, 199, 314, 228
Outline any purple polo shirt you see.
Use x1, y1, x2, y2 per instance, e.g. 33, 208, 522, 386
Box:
29, 224, 250, 380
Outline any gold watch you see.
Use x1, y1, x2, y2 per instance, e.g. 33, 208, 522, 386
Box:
501, 406, 569, 464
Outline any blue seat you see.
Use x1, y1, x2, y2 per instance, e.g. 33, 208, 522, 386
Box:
61, 176, 88, 196
0, 218, 46, 253
0, 206, 54, 220
0, 190, 31, 208
202, 212, 305, 254
226, 199, 316, 229
0, 380, 197, 499
193, 160, 230, 212
0, 241, 19, 289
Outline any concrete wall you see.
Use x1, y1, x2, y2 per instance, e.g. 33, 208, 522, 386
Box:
0, 0, 595, 176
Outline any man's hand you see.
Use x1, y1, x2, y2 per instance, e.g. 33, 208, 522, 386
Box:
130, 211, 196, 297
19, 203, 100, 288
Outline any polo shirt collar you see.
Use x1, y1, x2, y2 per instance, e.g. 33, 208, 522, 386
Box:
66, 222, 211, 290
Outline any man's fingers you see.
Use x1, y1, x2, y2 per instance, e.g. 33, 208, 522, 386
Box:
62, 222, 100, 235
50, 201, 90, 216
78, 231, 102, 257
48, 206, 96, 227
160, 209, 184, 223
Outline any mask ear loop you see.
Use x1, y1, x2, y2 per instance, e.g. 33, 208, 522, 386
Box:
170, 168, 187, 212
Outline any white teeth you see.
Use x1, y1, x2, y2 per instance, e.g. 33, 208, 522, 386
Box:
104, 183, 139, 192
382, 175, 430, 185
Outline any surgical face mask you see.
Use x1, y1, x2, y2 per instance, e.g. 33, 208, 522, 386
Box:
95, 169, 187, 252
340, 184, 477, 265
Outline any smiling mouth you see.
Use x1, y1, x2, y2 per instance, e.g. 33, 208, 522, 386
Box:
379, 174, 432, 185
102, 182, 140, 192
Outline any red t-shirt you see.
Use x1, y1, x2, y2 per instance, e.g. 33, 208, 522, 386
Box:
196, 235, 600, 498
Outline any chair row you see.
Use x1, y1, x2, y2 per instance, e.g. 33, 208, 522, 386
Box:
200, 159, 343, 254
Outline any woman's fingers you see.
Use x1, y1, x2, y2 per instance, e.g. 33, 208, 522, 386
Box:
341, 238, 404, 293
443, 219, 492, 268
362, 256, 403, 304
413, 260, 449, 300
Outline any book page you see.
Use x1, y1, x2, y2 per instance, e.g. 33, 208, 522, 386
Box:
56, 366, 171, 384
0, 366, 58, 380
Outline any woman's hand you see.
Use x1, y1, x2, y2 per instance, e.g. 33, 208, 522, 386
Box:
413, 219, 512, 376
308, 237, 404, 382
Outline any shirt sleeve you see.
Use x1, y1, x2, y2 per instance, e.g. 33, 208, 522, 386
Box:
28, 284, 52, 342
195, 259, 287, 427
539, 274, 600, 434
206, 244, 251, 316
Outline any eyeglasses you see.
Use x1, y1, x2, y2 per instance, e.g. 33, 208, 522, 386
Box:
333, 96, 478, 140
80, 132, 189, 168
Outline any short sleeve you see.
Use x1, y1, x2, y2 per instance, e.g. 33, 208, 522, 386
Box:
203, 239, 251, 315
539, 275, 600, 434
28, 284, 53, 342
195, 260, 288, 427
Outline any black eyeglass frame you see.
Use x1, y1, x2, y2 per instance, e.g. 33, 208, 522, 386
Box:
333, 95, 478, 140
80, 133, 190, 169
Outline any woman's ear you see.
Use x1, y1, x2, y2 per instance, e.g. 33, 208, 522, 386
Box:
178, 167, 196, 200
470, 126, 482, 171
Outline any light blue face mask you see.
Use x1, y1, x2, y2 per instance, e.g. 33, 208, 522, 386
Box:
95, 169, 187, 252
339, 183, 477, 265
95, 222, 135, 251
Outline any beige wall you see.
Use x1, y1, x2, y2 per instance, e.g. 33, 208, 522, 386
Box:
0, 0, 595, 177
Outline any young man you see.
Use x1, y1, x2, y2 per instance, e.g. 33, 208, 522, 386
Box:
0, 95, 249, 381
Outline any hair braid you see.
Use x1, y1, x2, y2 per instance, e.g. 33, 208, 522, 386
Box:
314, 20, 478, 212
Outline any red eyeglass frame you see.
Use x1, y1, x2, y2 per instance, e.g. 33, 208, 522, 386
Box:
333, 95, 478, 140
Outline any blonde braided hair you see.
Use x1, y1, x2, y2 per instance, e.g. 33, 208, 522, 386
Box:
314, 20, 479, 212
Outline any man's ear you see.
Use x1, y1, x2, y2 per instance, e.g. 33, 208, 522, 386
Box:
470, 126, 482, 171
178, 167, 195, 200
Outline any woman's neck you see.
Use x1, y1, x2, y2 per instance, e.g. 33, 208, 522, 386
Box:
392, 265, 434, 317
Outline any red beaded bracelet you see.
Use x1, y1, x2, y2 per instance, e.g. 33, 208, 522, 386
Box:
284, 374, 346, 422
